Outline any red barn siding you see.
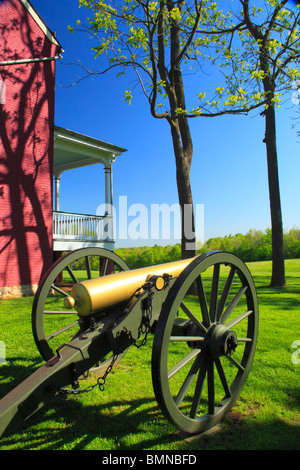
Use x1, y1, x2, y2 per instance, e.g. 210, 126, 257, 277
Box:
0, 0, 61, 295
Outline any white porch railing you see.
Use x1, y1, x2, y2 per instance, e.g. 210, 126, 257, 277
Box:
53, 211, 112, 242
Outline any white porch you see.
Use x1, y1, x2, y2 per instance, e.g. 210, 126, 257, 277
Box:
53, 126, 126, 252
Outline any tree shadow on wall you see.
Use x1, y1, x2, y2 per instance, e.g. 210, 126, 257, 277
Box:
0, 3, 56, 290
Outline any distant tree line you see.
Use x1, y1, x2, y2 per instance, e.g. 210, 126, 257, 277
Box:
116, 244, 182, 270
115, 228, 300, 269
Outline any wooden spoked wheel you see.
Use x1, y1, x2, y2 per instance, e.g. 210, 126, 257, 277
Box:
152, 251, 258, 435
32, 248, 129, 364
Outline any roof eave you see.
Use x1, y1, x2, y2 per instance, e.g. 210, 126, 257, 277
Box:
19, 0, 63, 52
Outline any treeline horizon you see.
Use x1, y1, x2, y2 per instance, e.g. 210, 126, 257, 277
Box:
115, 227, 300, 269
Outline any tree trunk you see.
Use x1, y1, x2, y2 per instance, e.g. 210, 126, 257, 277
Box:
264, 105, 286, 286
155, 1, 196, 260
169, 117, 195, 260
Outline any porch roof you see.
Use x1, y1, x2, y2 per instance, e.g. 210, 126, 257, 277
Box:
53, 126, 127, 177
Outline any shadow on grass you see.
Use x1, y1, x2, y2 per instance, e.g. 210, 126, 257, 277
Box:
0, 356, 177, 450
1, 354, 299, 450
0, 356, 43, 396
255, 282, 300, 311
254, 280, 300, 293
1, 279, 299, 450
1, 389, 300, 450
193, 413, 300, 450
0, 391, 177, 450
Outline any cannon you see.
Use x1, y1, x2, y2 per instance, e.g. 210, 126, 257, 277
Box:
0, 247, 258, 437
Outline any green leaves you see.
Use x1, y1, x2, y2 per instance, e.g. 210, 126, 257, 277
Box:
127, 27, 148, 50
197, 0, 300, 114
71, 0, 300, 116
250, 70, 267, 80
124, 90, 133, 105
169, 6, 181, 21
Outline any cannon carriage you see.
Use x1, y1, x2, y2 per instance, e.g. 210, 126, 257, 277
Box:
0, 247, 258, 437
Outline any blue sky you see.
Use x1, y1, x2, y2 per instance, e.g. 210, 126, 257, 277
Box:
32, 0, 299, 248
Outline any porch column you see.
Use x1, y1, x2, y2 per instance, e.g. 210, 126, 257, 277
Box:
104, 164, 114, 240
104, 165, 113, 213
54, 175, 61, 212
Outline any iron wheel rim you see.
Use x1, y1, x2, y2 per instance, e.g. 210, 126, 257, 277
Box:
32, 247, 129, 362
152, 251, 259, 435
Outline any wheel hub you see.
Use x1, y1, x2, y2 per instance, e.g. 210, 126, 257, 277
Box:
208, 323, 238, 359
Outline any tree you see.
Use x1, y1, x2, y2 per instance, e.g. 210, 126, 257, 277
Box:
70, 0, 236, 260
190, 0, 300, 286
70, 0, 299, 285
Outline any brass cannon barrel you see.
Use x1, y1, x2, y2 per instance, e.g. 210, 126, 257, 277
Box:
65, 257, 195, 316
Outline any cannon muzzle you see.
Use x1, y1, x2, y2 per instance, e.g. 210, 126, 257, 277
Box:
65, 257, 195, 316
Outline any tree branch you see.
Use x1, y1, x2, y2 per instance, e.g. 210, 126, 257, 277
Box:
187, 100, 265, 118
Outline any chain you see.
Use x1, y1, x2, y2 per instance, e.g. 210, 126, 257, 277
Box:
125, 290, 153, 349
96, 352, 120, 392
59, 351, 119, 395
59, 283, 154, 396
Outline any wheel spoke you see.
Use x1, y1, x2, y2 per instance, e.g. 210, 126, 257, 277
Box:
215, 358, 231, 398
209, 264, 220, 323
43, 310, 78, 315
207, 358, 215, 414
180, 301, 207, 334
175, 353, 202, 406
226, 355, 245, 372
100, 258, 109, 276
66, 265, 78, 284
237, 337, 253, 343
85, 256, 92, 279
45, 320, 80, 341
216, 267, 236, 321
195, 275, 210, 327
190, 352, 207, 419
51, 284, 72, 297
170, 336, 205, 342
220, 285, 248, 324
226, 309, 253, 329
168, 348, 201, 379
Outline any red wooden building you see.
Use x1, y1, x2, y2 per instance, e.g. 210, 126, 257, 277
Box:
0, 0, 126, 298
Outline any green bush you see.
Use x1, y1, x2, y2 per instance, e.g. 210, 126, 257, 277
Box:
116, 244, 181, 269
115, 227, 300, 268
198, 227, 300, 262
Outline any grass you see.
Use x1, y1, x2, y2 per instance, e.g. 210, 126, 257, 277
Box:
0, 259, 299, 450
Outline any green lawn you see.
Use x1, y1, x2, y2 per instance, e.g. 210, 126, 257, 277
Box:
0, 259, 299, 450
